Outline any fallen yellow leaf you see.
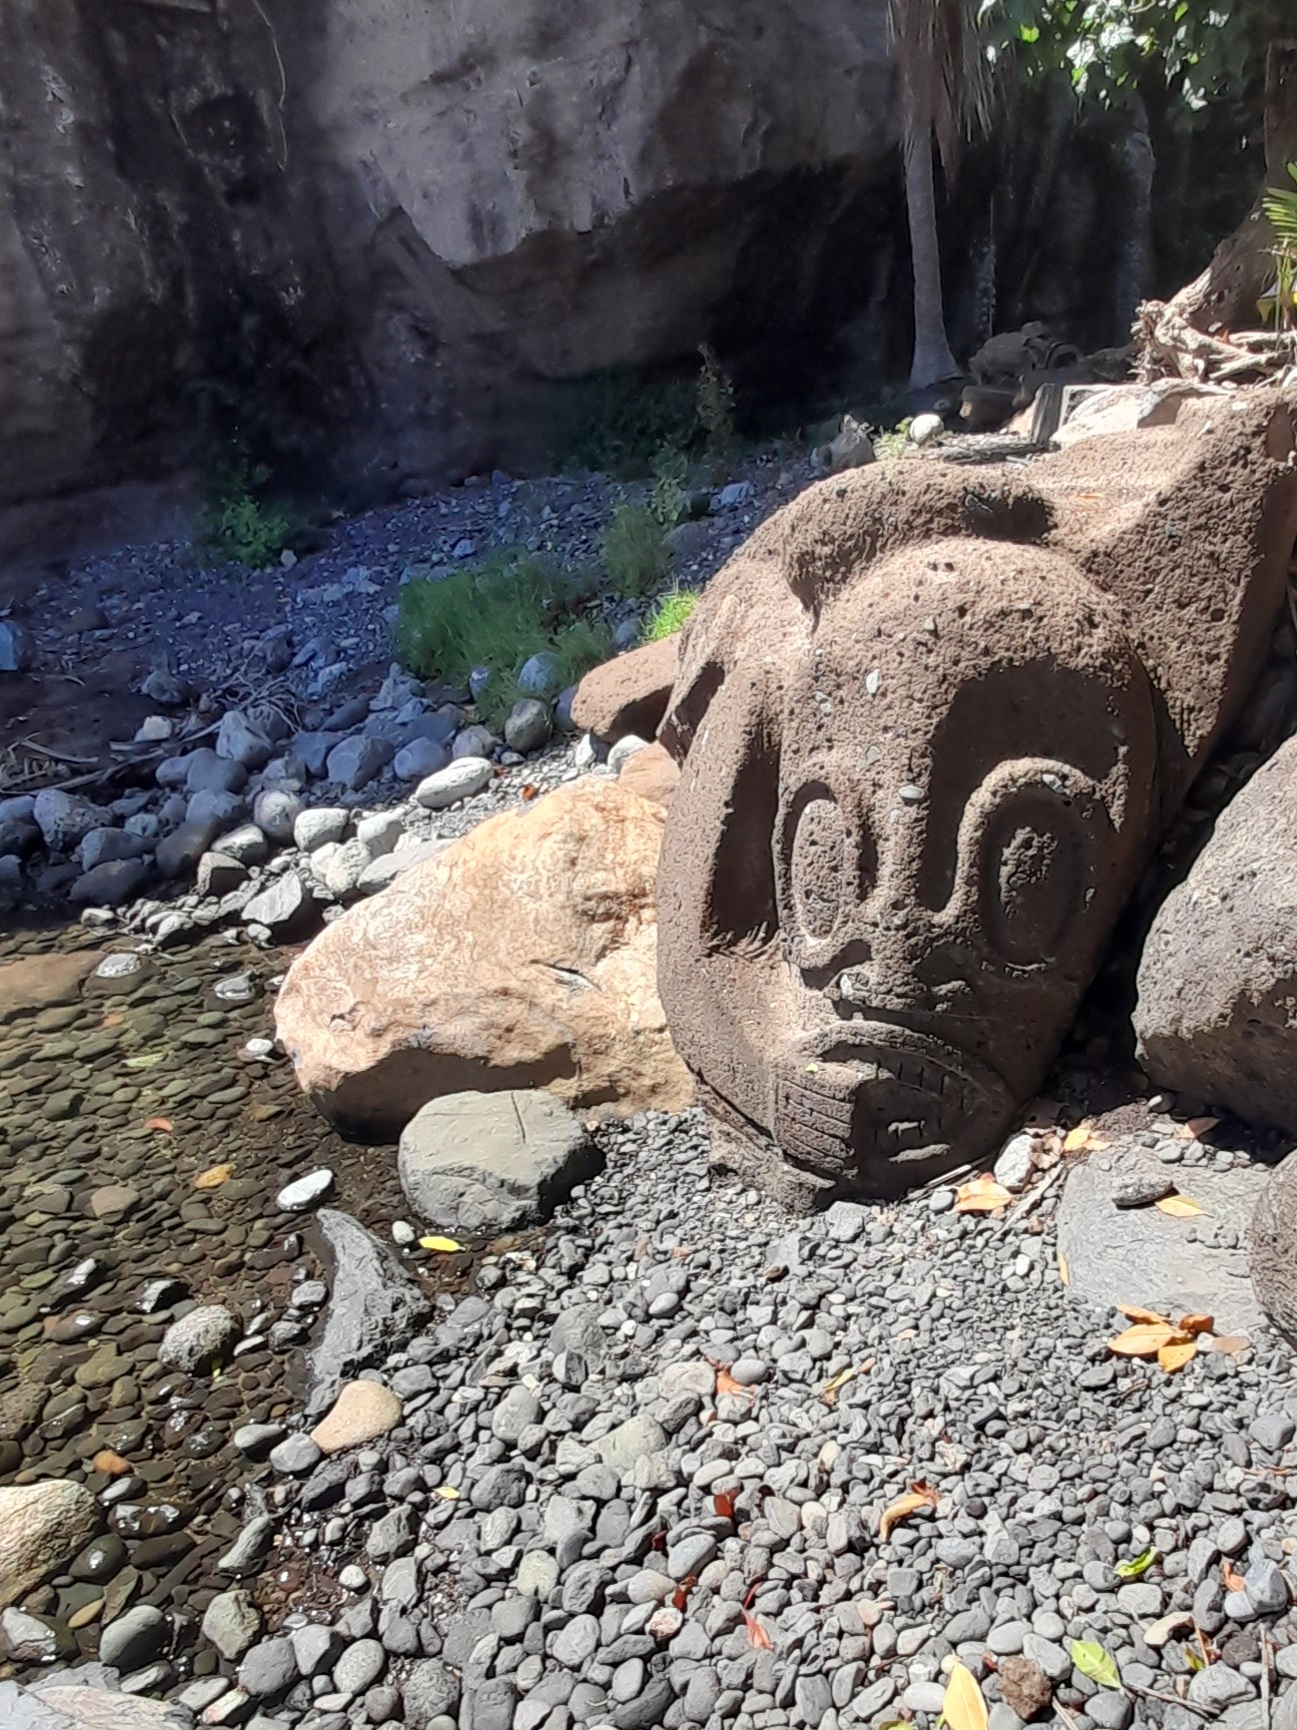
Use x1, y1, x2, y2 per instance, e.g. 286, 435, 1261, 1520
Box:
879, 1482, 939, 1539
419, 1236, 464, 1253
943, 1660, 990, 1730
1058, 1253, 1070, 1286
1063, 1122, 1094, 1153
1155, 1195, 1204, 1218
1158, 1340, 1197, 1373
821, 1361, 873, 1407
1182, 1117, 1218, 1140
1107, 1322, 1178, 1357
955, 1174, 1014, 1213
1116, 1303, 1170, 1325
433, 1484, 460, 1501
193, 1163, 232, 1190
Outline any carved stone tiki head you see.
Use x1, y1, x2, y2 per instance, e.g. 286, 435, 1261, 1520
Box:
657, 398, 1297, 1201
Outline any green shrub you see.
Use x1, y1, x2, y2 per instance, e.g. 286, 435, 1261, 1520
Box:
602, 503, 671, 599
696, 343, 736, 465
197, 457, 293, 569
649, 448, 690, 527
393, 550, 612, 728
553, 369, 698, 477
643, 587, 698, 643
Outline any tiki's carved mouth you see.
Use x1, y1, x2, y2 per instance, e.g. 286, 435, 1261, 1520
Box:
771, 1022, 1011, 1182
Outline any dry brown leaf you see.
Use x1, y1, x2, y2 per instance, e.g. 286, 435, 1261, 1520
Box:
943, 1660, 990, 1730
716, 1370, 752, 1400
879, 1482, 939, 1539
1178, 1313, 1214, 1336
1209, 1334, 1252, 1356
1158, 1340, 1197, 1373
193, 1163, 232, 1190
1155, 1194, 1204, 1218
143, 1116, 173, 1134
91, 1448, 130, 1476
954, 1174, 1014, 1214
743, 1612, 772, 1650
1058, 1253, 1070, 1286
100, 1011, 124, 1029
1182, 1117, 1219, 1140
1107, 1322, 1177, 1357
1222, 1561, 1246, 1593
1116, 1303, 1171, 1325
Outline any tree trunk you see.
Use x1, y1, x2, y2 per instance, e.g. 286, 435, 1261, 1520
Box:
904, 120, 960, 387
1168, 40, 1297, 333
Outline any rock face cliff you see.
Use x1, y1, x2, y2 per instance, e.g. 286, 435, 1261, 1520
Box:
0, 0, 894, 508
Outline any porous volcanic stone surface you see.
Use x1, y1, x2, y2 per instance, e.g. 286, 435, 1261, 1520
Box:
657, 397, 1297, 1203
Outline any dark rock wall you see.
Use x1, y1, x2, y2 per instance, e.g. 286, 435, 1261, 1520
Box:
0, 2, 1262, 514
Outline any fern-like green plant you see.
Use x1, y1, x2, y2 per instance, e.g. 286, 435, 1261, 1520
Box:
1262, 163, 1297, 331
197, 454, 294, 569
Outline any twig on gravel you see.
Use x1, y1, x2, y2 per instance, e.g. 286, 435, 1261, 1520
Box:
4, 721, 219, 796
1262, 1628, 1273, 1730
1126, 1682, 1217, 1718
18, 739, 100, 766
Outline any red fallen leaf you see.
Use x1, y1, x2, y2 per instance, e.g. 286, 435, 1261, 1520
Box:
521, 784, 539, 801
743, 1611, 773, 1650
1222, 1561, 1246, 1593
143, 1117, 173, 1133
649, 1529, 667, 1551
714, 1490, 736, 1519
672, 1574, 697, 1611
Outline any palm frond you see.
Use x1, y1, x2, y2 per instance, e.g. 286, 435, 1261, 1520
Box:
889, 0, 993, 169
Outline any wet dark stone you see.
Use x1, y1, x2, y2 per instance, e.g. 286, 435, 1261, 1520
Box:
71, 1533, 128, 1582
130, 1531, 195, 1570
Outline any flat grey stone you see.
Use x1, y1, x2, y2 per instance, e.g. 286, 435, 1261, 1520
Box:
398, 1090, 602, 1234
304, 1209, 431, 1419
1057, 1148, 1267, 1335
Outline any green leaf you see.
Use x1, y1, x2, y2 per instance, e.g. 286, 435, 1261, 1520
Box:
1070, 1641, 1122, 1690
1115, 1547, 1157, 1581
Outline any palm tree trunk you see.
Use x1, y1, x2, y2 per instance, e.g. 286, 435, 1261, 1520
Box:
904, 119, 960, 387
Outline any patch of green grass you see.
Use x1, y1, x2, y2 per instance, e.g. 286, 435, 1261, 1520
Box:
643, 587, 698, 643
603, 503, 671, 599
393, 549, 611, 729
197, 456, 294, 570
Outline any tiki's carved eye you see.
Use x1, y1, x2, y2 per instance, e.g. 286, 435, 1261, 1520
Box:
978, 785, 1089, 965
789, 793, 845, 940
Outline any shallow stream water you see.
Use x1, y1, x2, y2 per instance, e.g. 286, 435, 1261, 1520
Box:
0, 916, 444, 1684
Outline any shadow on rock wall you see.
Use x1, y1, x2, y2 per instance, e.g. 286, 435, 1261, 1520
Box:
0, 2, 1262, 517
